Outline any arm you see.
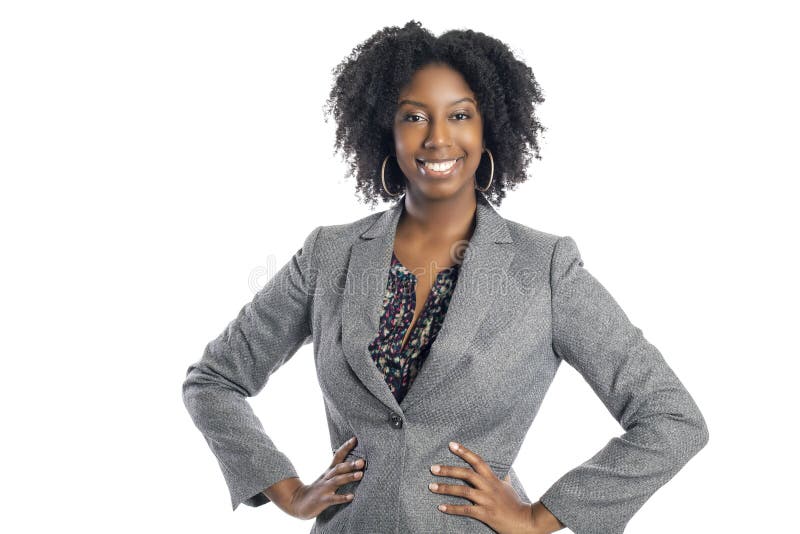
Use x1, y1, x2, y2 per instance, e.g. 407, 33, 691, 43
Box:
532, 500, 565, 533
262, 476, 305, 513
539, 236, 709, 534
182, 225, 323, 511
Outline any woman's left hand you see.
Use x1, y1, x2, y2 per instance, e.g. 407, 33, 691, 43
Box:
429, 441, 538, 534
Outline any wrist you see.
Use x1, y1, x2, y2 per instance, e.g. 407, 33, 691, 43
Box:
530, 500, 564, 533
262, 476, 304, 515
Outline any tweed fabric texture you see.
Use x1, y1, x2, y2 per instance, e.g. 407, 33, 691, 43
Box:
182, 191, 709, 533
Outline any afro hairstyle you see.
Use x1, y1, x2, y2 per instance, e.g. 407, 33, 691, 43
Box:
323, 20, 546, 208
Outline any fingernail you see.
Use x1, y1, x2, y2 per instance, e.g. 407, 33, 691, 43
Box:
449, 441, 459, 451
431, 465, 440, 473
429, 483, 438, 490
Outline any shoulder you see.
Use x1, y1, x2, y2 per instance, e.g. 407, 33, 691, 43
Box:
316, 210, 383, 245
501, 217, 587, 288
498, 217, 583, 293
302, 209, 387, 267
502, 216, 563, 256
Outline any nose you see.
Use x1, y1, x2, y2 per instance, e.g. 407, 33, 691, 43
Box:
423, 116, 454, 149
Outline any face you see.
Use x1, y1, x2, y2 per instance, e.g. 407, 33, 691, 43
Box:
392, 63, 484, 200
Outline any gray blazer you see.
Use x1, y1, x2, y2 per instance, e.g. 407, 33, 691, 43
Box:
182, 191, 709, 534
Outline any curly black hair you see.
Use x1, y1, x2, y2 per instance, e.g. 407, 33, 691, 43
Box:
323, 20, 546, 208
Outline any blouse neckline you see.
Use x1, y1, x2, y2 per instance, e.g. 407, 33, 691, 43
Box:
391, 250, 460, 280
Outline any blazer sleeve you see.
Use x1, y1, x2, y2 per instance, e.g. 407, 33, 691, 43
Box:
182, 225, 323, 511
538, 236, 709, 534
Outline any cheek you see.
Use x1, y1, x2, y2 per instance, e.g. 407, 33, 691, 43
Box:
463, 155, 481, 176
461, 125, 483, 147
454, 121, 483, 150
393, 129, 421, 160
394, 136, 412, 155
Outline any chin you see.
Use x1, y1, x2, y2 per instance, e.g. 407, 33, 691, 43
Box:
409, 179, 473, 198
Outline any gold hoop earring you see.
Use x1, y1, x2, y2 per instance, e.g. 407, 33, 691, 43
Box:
381, 155, 403, 197
475, 148, 494, 192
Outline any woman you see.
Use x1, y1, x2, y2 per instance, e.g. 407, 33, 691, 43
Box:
182, 21, 709, 534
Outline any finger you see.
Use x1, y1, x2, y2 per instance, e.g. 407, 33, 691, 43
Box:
331, 492, 355, 504
431, 464, 493, 494
324, 491, 355, 505
324, 457, 364, 481
428, 481, 474, 499
330, 436, 358, 466
438, 502, 481, 519
329, 470, 363, 488
431, 464, 480, 486
429, 480, 489, 506
447, 441, 493, 478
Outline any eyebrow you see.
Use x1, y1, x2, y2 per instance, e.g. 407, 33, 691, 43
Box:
397, 97, 476, 108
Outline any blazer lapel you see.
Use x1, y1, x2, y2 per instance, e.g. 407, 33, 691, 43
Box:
340, 191, 515, 415
341, 196, 406, 414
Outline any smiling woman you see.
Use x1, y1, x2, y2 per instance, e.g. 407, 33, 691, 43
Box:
323, 19, 546, 209
393, 65, 483, 195
183, 18, 709, 534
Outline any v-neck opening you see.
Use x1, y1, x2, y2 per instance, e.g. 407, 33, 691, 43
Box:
391, 250, 460, 280
391, 250, 458, 355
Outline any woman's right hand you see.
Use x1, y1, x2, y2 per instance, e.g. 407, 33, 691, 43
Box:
276, 436, 366, 520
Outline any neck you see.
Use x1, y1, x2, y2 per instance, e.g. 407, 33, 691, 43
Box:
398, 188, 478, 244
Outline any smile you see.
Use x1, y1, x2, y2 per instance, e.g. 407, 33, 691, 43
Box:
416, 157, 463, 178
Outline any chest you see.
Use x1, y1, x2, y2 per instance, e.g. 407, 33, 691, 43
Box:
391, 248, 460, 351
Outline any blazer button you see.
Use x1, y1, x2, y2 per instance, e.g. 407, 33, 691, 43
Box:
389, 413, 403, 428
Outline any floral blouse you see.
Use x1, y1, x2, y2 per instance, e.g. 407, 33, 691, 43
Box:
367, 250, 461, 405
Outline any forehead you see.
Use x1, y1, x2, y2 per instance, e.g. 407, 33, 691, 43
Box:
397, 63, 476, 104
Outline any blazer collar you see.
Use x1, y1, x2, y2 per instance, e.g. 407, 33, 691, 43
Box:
359, 190, 512, 244
341, 191, 515, 415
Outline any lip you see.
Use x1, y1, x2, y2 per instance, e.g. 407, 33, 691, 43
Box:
416, 157, 463, 179
418, 157, 463, 163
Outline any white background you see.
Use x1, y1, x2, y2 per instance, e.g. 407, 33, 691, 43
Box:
2, 1, 797, 532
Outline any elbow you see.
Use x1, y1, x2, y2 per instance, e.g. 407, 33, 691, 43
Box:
181, 368, 197, 413
181, 363, 207, 416
669, 403, 710, 462
181, 365, 220, 428
683, 394, 710, 455
635, 390, 710, 466
653, 384, 711, 460
692, 409, 710, 452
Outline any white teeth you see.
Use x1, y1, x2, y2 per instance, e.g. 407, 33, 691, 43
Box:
422, 159, 457, 172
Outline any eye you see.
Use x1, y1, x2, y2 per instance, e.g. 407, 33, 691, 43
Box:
402, 112, 470, 123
